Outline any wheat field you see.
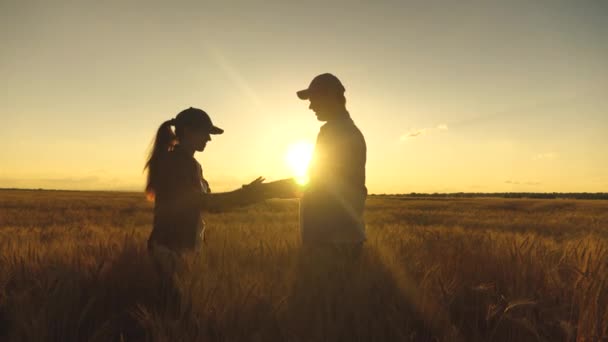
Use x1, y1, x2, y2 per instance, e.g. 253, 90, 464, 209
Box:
0, 189, 607, 341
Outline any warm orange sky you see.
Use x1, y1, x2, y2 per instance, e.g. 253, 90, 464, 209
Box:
1, 1, 607, 193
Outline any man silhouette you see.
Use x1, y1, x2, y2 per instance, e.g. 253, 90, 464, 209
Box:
296, 73, 367, 250
277, 74, 367, 337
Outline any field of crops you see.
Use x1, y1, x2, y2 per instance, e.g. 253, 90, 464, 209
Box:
0, 189, 607, 341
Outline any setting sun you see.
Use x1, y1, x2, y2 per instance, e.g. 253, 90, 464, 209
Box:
285, 141, 314, 185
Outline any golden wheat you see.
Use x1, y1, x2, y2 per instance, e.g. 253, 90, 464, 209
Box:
0, 190, 606, 341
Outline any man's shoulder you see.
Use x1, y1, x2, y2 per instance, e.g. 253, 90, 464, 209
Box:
327, 118, 365, 141
321, 117, 357, 132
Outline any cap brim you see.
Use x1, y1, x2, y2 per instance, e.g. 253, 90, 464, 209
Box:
296, 89, 310, 100
209, 126, 224, 135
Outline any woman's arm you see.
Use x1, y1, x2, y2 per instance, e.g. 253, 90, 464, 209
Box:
200, 189, 262, 212
198, 178, 303, 211
199, 177, 267, 212
164, 177, 296, 214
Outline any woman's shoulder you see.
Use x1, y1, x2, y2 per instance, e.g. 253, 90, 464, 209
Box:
154, 149, 196, 175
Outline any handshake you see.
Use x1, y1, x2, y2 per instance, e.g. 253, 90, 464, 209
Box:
240, 177, 303, 201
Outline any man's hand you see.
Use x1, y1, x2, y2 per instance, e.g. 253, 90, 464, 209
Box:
261, 178, 302, 199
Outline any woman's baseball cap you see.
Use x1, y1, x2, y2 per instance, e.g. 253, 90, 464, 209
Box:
174, 107, 224, 134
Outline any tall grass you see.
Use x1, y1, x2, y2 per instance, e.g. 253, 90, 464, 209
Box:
0, 190, 606, 341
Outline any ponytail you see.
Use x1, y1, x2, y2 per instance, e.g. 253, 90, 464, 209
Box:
144, 119, 177, 200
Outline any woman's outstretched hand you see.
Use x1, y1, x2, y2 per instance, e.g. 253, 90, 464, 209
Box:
240, 176, 267, 202
243, 176, 266, 189
239, 177, 301, 203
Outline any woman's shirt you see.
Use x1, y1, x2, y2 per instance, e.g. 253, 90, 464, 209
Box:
148, 146, 209, 252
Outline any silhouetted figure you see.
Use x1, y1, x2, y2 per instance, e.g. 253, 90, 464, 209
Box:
296, 73, 367, 248
144, 107, 267, 300
283, 74, 368, 338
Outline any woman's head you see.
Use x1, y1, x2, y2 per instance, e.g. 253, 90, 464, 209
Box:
144, 107, 223, 199
173, 107, 224, 152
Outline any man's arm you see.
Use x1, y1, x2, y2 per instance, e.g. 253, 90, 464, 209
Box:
260, 178, 301, 199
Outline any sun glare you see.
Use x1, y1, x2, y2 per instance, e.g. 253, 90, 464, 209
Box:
285, 141, 314, 185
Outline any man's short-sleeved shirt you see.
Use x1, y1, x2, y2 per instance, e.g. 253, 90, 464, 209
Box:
300, 112, 367, 245
148, 146, 208, 252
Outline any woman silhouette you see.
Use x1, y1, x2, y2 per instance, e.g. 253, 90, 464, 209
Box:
144, 107, 266, 282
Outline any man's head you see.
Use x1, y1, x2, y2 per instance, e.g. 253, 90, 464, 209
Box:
297, 73, 346, 121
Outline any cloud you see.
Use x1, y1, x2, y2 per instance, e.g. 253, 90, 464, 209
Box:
408, 130, 426, 137
533, 152, 558, 160
400, 124, 447, 141
400, 128, 427, 141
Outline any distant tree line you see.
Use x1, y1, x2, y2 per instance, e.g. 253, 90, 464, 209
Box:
370, 192, 608, 200
2, 188, 607, 200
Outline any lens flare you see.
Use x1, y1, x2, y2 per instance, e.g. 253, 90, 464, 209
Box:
285, 141, 314, 185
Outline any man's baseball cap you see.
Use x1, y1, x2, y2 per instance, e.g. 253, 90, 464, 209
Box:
296, 73, 345, 100
175, 107, 224, 134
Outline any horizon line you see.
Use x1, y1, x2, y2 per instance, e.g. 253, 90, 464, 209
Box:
1, 187, 606, 197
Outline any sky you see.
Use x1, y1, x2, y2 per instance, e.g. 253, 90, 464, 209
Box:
1, 0, 607, 193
